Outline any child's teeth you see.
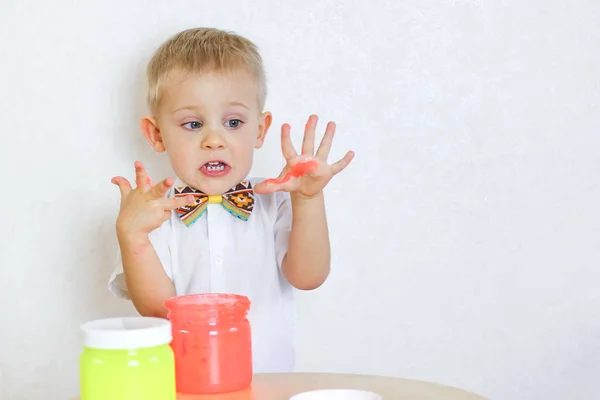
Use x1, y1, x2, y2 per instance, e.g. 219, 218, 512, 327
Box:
205, 163, 225, 172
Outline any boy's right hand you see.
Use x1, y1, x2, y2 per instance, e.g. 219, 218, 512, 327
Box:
111, 161, 194, 241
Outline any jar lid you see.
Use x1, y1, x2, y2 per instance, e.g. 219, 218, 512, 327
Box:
81, 317, 172, 350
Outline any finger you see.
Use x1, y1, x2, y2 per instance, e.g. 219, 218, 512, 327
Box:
315, 121, 336, 160
301, 114, 317, 155
134, 161, 151, 189
330, 150, 355, 175
281, 123, 299, 162
149, 178, 175, 199
263, 174, 288, 188
159, 195, 196, 210
264, 175, 301, 193
111, 177, 132, 198
254, 178, 293, 194
253, 181, 279, 194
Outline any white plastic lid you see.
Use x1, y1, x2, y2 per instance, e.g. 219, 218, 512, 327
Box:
81, 317, 172, 350
289, 390, 382, 400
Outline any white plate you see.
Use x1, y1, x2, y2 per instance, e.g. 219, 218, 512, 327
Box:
289, 389, 382, 400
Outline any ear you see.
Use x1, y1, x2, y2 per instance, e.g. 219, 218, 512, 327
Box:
255, 111, 272, 149
141, 116, 166, 152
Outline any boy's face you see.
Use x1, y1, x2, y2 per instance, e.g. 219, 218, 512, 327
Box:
142, 68, 271, 194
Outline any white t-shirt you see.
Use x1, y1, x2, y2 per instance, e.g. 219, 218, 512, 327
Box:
108, 177, 295, 373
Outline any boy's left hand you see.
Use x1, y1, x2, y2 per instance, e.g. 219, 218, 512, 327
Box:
254, 115, 354, 198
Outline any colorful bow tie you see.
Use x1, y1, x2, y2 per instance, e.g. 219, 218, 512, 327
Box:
174, 181, 254, 226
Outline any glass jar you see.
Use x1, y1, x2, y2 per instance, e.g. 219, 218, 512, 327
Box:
165, 293, 252, 394
79, 317, 176, 400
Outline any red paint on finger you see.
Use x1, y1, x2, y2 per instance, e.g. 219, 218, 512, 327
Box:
261, 178, 281, 185
146, 176, 152, 185
263, 159, 319, 185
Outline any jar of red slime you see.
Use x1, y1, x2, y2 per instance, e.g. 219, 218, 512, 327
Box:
165, 293, 252, 394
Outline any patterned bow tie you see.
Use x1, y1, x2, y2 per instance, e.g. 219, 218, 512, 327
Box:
174, 181, 254, 226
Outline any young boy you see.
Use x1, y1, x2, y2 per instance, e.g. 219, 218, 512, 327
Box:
108, 27, 354, 373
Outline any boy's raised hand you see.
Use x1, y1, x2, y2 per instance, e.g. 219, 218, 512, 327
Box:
254, 115, 354, 198
111, 161, 194, 239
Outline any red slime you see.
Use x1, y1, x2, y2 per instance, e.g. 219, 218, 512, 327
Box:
262, 159, 319, 185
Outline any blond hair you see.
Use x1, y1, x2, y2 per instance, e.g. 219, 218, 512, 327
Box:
146, 27, 267, 113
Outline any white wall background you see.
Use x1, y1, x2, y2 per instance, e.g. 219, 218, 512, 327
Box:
1, 1, 599, 399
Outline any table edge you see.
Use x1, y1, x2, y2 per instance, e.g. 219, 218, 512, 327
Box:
255, 372, 487, 398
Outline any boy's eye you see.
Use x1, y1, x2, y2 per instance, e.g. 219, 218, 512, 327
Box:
182, 121, 202, 130
225, 119, 243, 129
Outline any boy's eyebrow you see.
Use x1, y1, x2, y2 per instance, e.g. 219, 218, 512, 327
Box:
171, 102, 249, 114
171, 106, 201, 114
227, 101, 249, 110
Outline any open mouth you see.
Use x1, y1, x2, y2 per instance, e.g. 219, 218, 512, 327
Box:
200, 161, 231, 176
202, 161, 228, 171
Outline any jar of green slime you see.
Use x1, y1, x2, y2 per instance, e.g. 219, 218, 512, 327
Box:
80, 317, 176, 400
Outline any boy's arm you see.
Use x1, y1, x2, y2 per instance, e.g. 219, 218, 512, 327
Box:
118, 233, 175, 318
112, 162, 192, 318
255, 115, 354, 290
281, 192, 330, 290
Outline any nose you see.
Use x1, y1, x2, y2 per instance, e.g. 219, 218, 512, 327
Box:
200, 127, 226, 150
